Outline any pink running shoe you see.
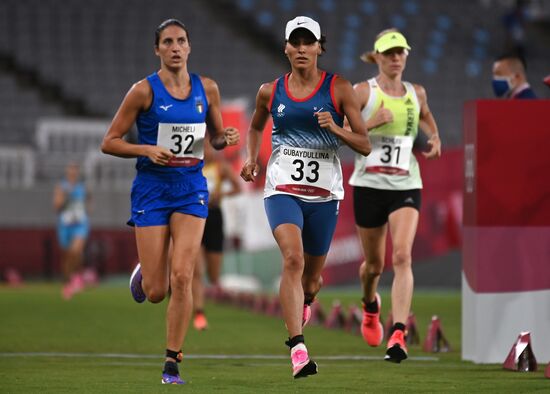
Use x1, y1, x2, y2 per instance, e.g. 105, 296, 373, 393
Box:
385, 329, 408, 363
193, 312, 209, 331
290, 343, 318, 379
361, 293, 384, 347
62, 274, 84, 300
71, 274, 85, 294
62, 283, 74, 300
302, 304, 312, 328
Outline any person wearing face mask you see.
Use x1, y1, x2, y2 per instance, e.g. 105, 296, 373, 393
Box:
492, 55, 537, 99
348, 28, 441, 363
240, 16, 370, 378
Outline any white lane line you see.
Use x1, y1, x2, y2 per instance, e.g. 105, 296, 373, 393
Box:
0, 352, 439, 361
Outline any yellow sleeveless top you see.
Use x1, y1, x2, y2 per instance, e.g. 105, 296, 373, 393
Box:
349, 77, 422, 190
202, 161, 222, 196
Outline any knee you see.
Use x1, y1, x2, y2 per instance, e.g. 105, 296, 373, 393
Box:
170, 268, 194, 293
360, 260, 384, 278
392, 249, 412, 269
145, 286, 168, 303
282, 250, 304, 274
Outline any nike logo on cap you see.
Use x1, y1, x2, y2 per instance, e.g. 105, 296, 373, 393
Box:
297, 21, 307, 25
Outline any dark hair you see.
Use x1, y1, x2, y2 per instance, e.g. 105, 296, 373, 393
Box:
155, 19, 189, 47
319, 34, 327, 53
286, 30, 327, 54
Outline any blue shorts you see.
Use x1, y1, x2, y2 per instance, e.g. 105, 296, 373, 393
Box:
264, 194, 339, 256
57, 222, 89, 249
128, 171, 209, 227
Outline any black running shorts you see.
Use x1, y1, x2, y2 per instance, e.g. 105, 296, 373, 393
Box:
201, 206, 224, 252
353, 186, 421, 228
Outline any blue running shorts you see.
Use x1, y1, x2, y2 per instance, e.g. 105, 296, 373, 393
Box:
57, 222, 90, 249
264, 194, 339, 256
128, 171, 209, 227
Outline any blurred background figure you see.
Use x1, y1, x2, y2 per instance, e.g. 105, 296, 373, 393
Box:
53, 162, 91, 299
492, 54, 537, 99
192, 140, 242, 331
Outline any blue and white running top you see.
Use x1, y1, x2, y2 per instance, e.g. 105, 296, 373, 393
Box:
265, 71, 344, 202
135, 72, 208, 177
57, 180, 88, 226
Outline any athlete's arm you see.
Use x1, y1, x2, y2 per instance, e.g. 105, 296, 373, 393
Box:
202, 77, 240, 150
414, 84, 441, 159
101, 79, 174, 165
53, 183, 67, 213
240, 82, 273, 182
355, 81, 394, 129
344, 82, 369, 131
317, 77, 371, 156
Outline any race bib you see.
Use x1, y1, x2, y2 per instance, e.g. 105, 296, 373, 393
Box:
157, 123, 206, 167
60, 201, 86, 225
275, 146, 334, 197
365, 135, 413, 175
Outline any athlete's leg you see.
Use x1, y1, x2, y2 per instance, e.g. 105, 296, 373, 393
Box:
204, 250, 223, 286
57, 226, 71, 281
191, 248, 205, 313
135, 225, 171, 303
67, 236, 86, 275
387, 207, 418, 324
274, 223, 305, 338
166, 213, 205, 355
301, 257, 323, 304
356, 225, 387, 303
300, 199, 338, 302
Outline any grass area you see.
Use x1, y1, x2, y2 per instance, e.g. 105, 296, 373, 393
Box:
1, 283, 548, 393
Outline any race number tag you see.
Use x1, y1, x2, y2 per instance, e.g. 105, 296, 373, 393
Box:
275, 146, 334, 197
60, 201, 86, 225
365, 135, 413, 175
157, 123, 206, 166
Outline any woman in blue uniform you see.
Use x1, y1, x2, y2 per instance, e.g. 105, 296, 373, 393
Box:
240, 16, 370, 378
101, 19, 239, 385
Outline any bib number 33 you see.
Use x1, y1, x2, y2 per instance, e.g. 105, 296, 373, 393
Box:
276, 146, 334, 197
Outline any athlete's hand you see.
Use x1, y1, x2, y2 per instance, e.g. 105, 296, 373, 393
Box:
240, 159, 260, 182
146, 145, 174, 166
224, 127, 240, 146
422, 134, 441, 159
372, 101, 393, 127
315, 111, 338, 133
